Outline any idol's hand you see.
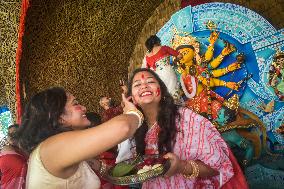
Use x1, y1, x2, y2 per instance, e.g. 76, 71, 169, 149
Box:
209, 31, 219, 45
227, 82, 239, 91
177, 53, 183, 60
221, 43, 236, 56
228, 63, 241, 72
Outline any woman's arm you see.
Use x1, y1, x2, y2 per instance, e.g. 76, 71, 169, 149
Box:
163, 46, 179, 57
40, 94, 142, 178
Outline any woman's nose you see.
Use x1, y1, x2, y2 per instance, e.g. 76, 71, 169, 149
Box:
81, 105, 87, 113
140, 82, 148, 89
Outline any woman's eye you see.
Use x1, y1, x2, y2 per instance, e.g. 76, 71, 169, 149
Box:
73, 100, 79, 105
133, 84, 141, 88
147, 79, 156, 83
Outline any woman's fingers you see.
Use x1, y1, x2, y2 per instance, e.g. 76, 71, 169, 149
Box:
121, 93, 127, 102
121, 93, 132, 103
122, 94, 137, 112
163, 153, 180, 177
119, 78, 126, 86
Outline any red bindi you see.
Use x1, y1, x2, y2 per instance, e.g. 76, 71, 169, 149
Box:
141, 74, 145, 79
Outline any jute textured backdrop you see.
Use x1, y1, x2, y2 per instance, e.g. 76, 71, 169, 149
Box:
0, 0, 283, 119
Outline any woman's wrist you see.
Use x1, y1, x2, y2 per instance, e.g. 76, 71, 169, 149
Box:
125, 109, 144, 128
181, 160, 200, 179
179, 160, 190, 174
180, 160, 192, 175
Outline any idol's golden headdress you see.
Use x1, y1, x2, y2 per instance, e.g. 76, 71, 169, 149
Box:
171, 28, 201, 64
171, 28, 200, 50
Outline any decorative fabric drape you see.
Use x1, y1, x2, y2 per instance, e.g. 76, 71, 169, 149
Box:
15, 0, 30, 123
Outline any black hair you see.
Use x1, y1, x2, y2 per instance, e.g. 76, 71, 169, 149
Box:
127, 68, 179, 155
13, 87, 71, 154
8, 124, 19, 131
86, 112, 101, 127
176, 45, 195, 51
145, 35, 161, 52
7, 124, 19, 141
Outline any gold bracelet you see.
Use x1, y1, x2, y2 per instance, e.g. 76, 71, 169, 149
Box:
183, 160, 200, 179
99, 160, 107, 176
125, 109, 144, 128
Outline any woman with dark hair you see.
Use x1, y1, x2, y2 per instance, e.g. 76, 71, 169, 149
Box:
0, 124, 27, 189
14, 87, 143, 189
142, 35, 182, 100
126, 68, 248, 189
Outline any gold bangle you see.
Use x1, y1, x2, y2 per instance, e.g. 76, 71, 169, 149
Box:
125, 109, 144, 128
182, 160, 200, 179
99, 160, 107, 176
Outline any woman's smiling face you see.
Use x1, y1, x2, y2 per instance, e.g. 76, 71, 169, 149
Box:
131, 71, 162, 106
60, 93, 90, 130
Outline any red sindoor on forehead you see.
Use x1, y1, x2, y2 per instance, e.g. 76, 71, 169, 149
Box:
141, 74, 145, 79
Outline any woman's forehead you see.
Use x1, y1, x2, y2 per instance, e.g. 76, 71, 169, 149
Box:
133, 71, 154, 80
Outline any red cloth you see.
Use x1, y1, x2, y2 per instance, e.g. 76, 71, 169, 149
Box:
0, 151, 27, 189
16, 0, 30, 123
102, 106, 123, 123
186, 89, 223, 120
145, 46, 179, 70
221, 149, 249, 189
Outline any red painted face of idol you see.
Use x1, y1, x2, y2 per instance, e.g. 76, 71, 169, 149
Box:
131, 71, 162, 106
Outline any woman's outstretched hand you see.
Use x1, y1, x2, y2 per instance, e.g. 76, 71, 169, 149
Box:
163, 152, 185, 177
121, 93, 137, 113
